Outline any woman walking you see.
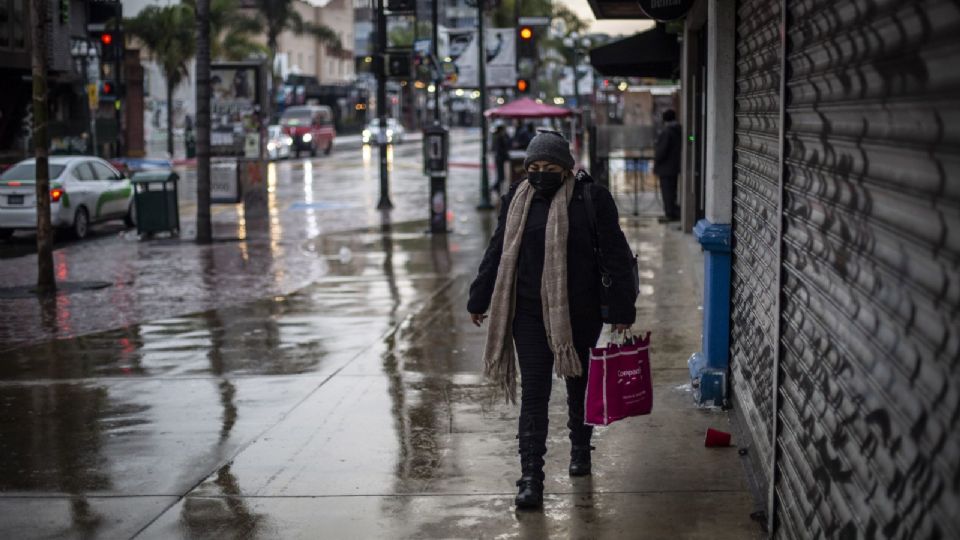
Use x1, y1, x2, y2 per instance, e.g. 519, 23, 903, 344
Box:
467, 131, 637, 510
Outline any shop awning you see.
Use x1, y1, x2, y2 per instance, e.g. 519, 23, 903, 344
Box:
589, 25, 680, 79
484, 98, 573, 118
586, 0, 651, 19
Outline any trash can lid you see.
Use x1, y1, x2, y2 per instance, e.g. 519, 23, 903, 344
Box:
131, 170, 179, 183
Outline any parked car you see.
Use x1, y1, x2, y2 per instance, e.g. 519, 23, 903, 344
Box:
280, 105, 336, 157
362, 118, 406, 145
267, 125, 293, 160
0, 156, 135, 240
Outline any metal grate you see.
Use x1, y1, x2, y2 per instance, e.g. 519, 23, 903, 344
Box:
777, 0, 960, 536
730, 0, 782, 492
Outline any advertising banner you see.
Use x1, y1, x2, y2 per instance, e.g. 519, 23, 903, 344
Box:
443, 28, 516, 88
210, 64, 261, 157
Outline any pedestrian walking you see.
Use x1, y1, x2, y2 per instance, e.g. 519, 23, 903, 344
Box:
513, 122, 535, 151
492, 125, 511, 194
654, 109, 682, 223
467, 130, 637, 510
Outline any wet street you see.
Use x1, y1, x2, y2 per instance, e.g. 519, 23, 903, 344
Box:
0, 131, 759, 539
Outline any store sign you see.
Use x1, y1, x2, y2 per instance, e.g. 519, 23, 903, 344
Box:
211, 161, 241, 204
637, 0, 694, 21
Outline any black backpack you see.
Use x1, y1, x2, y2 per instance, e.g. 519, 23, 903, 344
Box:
577, 170, 640, 322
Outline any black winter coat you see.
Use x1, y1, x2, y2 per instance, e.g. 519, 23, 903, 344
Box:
468, 179, 637, 349
654, 121, 682, 177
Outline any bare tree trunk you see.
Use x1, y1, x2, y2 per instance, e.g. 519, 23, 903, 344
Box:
31, 0, 55, 293
167, 81, 175, 157
195, 0, 212, 244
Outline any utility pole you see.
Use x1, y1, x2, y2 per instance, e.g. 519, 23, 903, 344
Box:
572, 48, 580, 112
376, 0, 392, 210
476, 0, 492, 210
30, 0, 55, 293
431, 0, 440, 121
195, 0, 212, 243
113, 2, 123, 156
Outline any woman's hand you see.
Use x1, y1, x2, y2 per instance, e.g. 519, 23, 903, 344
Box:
611, 323, 631, 334
471, 313, 488, 327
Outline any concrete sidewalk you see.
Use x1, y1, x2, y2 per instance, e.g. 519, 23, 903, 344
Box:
0, 136, 760, 538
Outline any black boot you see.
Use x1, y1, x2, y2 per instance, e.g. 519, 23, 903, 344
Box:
515, 476, 544, 509
515, 430, 546, 510
569, 445, 595, 477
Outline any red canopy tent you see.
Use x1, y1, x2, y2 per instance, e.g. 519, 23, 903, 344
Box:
484, 97, 574, 118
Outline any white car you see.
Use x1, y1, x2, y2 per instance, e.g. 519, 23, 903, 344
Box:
0, 156, 135, 240
362, 118, 405, 145
266, 124, 293, 160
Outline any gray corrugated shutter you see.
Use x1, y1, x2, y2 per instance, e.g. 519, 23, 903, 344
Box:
778, 0, 960, 536
730, 0, 781, 493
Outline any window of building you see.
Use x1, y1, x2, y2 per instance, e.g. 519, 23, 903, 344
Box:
0, 0, 8, 48
12, 0, 24, 49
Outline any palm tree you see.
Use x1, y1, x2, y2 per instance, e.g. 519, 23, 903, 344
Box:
248, 0, 343, 87
125, 5, 197, 157
185, 0, 266, 61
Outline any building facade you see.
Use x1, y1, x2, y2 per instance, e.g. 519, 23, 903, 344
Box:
589, 0, 960, 536
271, 0, 355, 84
687, 0, 960, 536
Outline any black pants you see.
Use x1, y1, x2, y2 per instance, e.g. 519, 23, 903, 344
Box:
512, 303, 594, 478
659, 174, 679, 220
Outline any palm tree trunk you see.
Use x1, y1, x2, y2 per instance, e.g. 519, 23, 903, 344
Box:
268, 34, 281, 96
30, 0, 55, 293
166, 80, 175, 157
195, 0, 212, 244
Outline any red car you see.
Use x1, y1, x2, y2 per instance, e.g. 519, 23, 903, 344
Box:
280, 105, 336, 157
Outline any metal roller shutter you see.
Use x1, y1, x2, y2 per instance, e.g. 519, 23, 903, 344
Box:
731, 0, 782, 492
777, 0, 960, 536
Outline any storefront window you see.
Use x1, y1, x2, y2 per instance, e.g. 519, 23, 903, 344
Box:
12, 0, 25, 49
0, 0, 9, 48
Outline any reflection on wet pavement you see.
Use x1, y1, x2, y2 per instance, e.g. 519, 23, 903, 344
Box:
1, 136, 757, 539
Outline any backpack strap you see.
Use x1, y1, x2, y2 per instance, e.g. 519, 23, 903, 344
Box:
579, 174, 611, 285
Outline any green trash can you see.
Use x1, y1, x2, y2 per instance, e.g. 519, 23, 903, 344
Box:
131, 170, 180, 236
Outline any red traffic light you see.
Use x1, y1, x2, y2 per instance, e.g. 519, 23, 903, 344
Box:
100, 33, 114, 46
516, 79, 529, 93
102, 82, 113, 94
519, 26, 533, 40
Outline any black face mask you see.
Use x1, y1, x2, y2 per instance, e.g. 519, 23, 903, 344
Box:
527, 171, 564, 192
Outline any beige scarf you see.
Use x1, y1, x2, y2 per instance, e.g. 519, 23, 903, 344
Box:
483, 177, 581, 404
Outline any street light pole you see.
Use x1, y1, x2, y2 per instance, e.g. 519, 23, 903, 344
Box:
376, 0, 393, 210
432, 0, 440, 122
476, 0, 493, 210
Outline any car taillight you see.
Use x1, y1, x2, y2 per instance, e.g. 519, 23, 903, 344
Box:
50, 188, 64, 202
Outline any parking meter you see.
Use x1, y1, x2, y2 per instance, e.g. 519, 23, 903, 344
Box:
423, 123, 449, 233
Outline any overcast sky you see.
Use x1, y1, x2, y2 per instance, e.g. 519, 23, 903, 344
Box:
558, 0, 655, 37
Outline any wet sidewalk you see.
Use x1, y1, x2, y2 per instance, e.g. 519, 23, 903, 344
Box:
0, 137, 760, 539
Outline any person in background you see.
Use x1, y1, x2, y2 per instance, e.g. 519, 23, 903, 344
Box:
654, 109, 682, 223
513, 122, 535, 151
468, 131, 636, 511
492, 125, 512, 194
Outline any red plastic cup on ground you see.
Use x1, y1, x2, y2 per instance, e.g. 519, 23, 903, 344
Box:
704, 427, 732, 447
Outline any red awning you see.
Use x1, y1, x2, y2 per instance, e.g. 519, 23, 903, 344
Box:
484, 98, 574, 119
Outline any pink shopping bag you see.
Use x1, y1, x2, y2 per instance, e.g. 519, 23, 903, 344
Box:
585, 332, 653, 426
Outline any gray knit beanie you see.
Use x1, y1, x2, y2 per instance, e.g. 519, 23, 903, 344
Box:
523, 130, 575, 171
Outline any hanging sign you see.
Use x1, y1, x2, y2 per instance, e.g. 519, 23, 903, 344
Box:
636, 0, 695, 21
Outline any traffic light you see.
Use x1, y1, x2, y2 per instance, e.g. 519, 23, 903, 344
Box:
95, 31, 123, 62
387, 0, 415, 11
386, 53, 412, 79
516, 78, 530, 93
518, 26, 536, 58
99, 80, 124, 101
